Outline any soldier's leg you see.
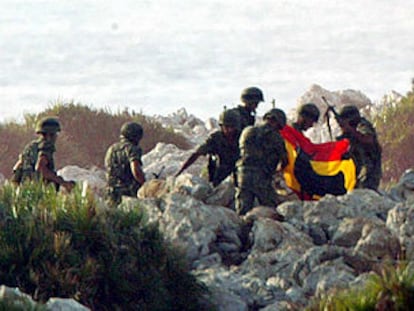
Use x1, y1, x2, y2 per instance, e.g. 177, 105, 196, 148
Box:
106, 187, 121, 207
235, 187, 255, 216
256, 181, 285, 221
362, 163, 381, 191
257, 185, 279, 207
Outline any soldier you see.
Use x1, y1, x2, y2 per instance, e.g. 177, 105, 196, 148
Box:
231, 86, 264, 130
235, 108, 288, 217
12, 117, 75, 192
105, 122, 146, 206
175, 109, 241, 187
335, 105, 382, 190
292, 103, 320, 132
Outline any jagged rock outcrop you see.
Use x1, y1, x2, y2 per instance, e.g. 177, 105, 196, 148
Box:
52, 178, 411, 310
116, 183, 407, 310
141, 142, 205, 180
389, 169, 414, 203
45, 85, 414, 310
146, 84, 383, 147
291, 84, 375, 143
150, 107, 217, 146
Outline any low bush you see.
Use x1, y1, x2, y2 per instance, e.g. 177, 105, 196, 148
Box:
0, 181, 212, 310
306, 261, 414, 311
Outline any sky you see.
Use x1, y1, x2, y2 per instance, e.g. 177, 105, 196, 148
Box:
1, 0, 413, 122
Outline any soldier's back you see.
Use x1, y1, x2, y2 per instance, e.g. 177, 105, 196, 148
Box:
230, 106, 254, 130
13, 139, 40, 183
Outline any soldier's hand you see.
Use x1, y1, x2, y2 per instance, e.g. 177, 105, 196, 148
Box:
63, 180, 76, 193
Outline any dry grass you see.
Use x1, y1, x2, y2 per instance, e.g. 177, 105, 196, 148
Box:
375, 91, 414, 186
0, 102, 191, 178
2, 94, 414, 189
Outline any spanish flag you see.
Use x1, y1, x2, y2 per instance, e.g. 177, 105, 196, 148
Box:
280, 125, 356, 200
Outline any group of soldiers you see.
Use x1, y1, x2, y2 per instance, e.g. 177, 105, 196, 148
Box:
12, 86, 382, 219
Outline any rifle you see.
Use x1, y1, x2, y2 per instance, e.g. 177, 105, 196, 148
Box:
321, 96, 339, 141
321, 96, 340, 118
207, 155, 217, 183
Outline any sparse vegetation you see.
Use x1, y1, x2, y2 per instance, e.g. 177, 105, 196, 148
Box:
0, 181, 213, 310
0, 101, 191, 178
374, 91, 414, 186
306, 261, 414, 311
1, 96, 414, 188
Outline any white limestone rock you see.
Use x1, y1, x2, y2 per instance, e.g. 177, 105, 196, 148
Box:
142, 142, 206, 181
57, 165, 106, 195
291, 84, 374, 143
354, 221, 401, 260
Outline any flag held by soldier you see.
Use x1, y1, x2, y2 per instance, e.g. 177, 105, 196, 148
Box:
280, 124, 356, 200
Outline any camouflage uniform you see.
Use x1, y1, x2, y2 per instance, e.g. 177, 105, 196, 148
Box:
337, 117, 382, 190
231, 105, 255, 130
105, 137, 144, 205
292, 103, 320, 133
12, 138, 56, 184
197, 130, 240, 187
235, 123, 288, 215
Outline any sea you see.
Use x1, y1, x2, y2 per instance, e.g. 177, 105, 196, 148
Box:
1, 0, 413, 122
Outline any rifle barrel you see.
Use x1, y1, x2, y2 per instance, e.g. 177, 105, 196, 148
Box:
321, 96, 339, 118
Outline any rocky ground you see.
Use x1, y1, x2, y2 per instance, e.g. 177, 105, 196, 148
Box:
4, 84, 411, 310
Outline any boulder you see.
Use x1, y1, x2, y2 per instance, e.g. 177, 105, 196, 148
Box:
389, 168, 414, 203
354, 221, 401, 261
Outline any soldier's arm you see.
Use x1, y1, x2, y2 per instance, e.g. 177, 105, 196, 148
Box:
12, 156, 23, 171
355, 121, 376, 145
131, 159, 146, 185
353, 130, 374, 145
175, 152, 201, 177
277, 135, 289, 170
342, 121, 375, 145
175, 135, 215, 177
36, 155, 75, 192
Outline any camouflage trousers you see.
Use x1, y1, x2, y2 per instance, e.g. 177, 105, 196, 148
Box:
235, 168, 281, 216
106, 185, 138, 207
356, 164, 381, 191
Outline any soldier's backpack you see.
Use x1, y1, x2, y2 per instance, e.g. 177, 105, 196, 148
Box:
12, 141, 40, 184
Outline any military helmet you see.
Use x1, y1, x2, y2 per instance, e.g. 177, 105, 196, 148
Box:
241, 86, 264, 103
219, 109, 241, 130
263, 108, 287, 128
35, 117, 61, 134
299, 103, 320, 122
338, 105, 361, 121
121, 122, 143, 141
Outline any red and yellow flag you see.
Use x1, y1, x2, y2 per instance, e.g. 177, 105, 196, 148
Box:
280, 125, 356, 200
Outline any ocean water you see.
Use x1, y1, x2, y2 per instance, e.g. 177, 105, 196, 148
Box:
1, 0, 413, 122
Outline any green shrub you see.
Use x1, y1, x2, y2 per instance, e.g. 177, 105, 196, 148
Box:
306, 261, 414, 311
0, 181, 213, 310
